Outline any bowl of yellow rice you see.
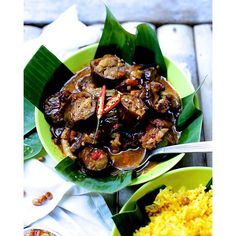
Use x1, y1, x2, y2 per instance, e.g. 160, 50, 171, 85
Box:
112, 166, 212, 236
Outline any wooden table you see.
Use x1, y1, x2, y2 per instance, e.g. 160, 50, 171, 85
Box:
24, 0, 212, 215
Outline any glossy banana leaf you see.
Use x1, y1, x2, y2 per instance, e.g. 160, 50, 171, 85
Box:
112, 185, 166, 236
55, 157, 133, 194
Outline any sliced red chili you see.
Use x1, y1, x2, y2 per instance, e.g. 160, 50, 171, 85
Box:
151, 132, 156, 138
91, 150, 102, 160
32, 230, 41, 236
104, 93, 121, 114
126, 79, 139, 86
118, 71, 126, 77
113, 123, 121, 130
96, 85, 106, 119
93, 85, 106, 144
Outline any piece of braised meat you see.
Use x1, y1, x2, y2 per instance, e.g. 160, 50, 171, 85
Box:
79, 146, 109, 171
109, 132, 122, 153
63, 91, 96, 128
98, 108, 122, 153
118, 94, 148, 124
63, 66, 91, 93
70, 132, 95, 153
142, 66, 160, 83
90, 54, 127, 87
120, 130, 144, 150
43, 90, 71, 125
140, 118, 179, 150
157, 77, 182, 116
50, 126, 65, 144
116, 64, 143, 92
99, 108, 119, 135
142, 68, 181, 118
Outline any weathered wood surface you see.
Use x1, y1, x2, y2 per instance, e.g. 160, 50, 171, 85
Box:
121, 22, 156, 34
157, 24, 199, 89
24, 0, 212, 25
157, 24, 208, 167
194, 24, 212, 166
117, 185, 140, 211
24, 25, 42, 41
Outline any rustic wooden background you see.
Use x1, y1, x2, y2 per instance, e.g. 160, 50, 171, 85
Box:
24, 0, 212, 214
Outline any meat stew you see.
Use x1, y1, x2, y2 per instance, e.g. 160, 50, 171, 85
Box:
43, 54, 181, 176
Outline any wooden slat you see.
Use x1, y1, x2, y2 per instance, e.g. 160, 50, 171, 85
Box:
157, 24, 199, 89
101, 193, 117, 215
194, 24, 212, 166
87, 23, 104, 33
157, 24, 207, 167
121, 22, 156, 34
24, 0, 212, 25
24, 25, 42, 41
117, 185, 140, 212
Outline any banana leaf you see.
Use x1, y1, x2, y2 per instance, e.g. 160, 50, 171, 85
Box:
55, 157, 133, 194
95, 7, 167, 76
95, 7, 136, 64
24, 98, 35, 135
176, 80, 205, 143
24, 45, 73, 111
23, 46, 73, 159
134, 24, 167, 76
178, 112, 203, 144
112, 185, 165, 236
24, 98, 43, 160
24, 131, 43, 160
205, 178, 213, 192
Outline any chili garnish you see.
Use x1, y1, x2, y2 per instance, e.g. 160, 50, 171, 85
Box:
104, 93, 121, 114
91, 150, 103, 160
126, 78, 139, 86
93, 85, 106, 143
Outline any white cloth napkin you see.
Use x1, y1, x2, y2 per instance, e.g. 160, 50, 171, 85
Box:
24, 4, 102, 65
24, 159, 114, 236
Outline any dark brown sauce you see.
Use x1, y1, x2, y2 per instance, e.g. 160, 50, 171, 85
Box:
110, 148, 145, 169
46, 59, 180, 175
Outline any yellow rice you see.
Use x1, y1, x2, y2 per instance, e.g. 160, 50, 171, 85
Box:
134, 185, 212, 236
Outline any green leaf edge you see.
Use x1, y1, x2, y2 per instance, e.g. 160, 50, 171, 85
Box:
55, 157, 133, 194
24, 132, 43, 160
24, 98, 36, 135
112, 184, 166, 236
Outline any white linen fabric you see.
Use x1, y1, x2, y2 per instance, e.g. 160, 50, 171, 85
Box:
24, 159, 114, 236
24, 4, 102, 65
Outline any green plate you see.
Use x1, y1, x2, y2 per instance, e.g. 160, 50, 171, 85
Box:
35, 43, 195, 185
112, 166, 212, 236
